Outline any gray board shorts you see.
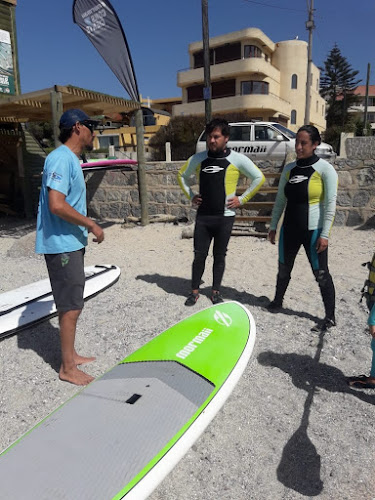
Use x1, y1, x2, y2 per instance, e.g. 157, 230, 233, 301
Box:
45, 248, 85, 312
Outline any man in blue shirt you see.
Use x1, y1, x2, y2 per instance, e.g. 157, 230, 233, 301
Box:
36, 109, 104, 386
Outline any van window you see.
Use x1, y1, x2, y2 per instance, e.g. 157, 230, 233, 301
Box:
254, 126, 278, 141
229, 126, 250, 141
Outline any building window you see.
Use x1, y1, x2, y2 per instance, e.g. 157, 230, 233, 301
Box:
187, 84, 203, 103
291, 74, 298, 89
244, 45, 262, 58
212, 79, 236, 99
241, 80, 269, 95
193, 42, 241, 68
322, 104, 324, 116
316, 78, 319, 91
265, 54, 269, 62
291, 110, 297, 125
215, 42, 241, 64
193, 49, 213, 69
186, 79, 236, 103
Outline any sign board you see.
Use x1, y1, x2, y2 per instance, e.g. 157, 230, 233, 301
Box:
0, 30, 15, 95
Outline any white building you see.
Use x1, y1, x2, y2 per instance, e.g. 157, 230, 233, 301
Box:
173, 28, 326, 132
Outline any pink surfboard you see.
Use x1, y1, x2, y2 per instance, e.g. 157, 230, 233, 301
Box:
81, 159, 138, 172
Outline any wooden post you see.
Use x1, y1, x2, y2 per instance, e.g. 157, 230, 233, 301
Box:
165, 142, 171, 162
135, 108, 149, 225
16, 136, 32, 218
50, 88, 63, 148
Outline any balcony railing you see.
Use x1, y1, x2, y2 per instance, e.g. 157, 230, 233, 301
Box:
177, 58, 280, 87
174, 92, 291, 117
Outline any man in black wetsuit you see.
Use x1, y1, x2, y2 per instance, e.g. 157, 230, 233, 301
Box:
178, 118, 265, 306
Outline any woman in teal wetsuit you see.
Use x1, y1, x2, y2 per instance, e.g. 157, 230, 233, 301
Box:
267, 125, 338, 333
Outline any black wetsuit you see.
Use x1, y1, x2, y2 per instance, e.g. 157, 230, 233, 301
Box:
178, 148, 264, 291
269, 155, 338, 319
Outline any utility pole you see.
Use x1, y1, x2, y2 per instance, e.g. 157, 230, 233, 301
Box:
201, 0, 211, 123
304, 0, 315, 125
363, 63, 371, 134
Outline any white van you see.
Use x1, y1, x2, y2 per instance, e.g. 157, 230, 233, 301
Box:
196, 122, 336, 162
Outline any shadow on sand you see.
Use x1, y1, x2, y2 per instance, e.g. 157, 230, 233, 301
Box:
136, 273, 321, 323
258, 332, 375, 496
17, 321, 61, 374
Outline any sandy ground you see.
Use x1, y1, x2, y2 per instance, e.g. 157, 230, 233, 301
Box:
0, 217, 375, 500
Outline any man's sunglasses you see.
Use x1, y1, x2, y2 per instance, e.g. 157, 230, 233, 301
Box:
80, 121, 95, 133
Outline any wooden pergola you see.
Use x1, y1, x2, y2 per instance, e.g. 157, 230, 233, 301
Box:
0, 84, 140, 146
0, 85, 149, 224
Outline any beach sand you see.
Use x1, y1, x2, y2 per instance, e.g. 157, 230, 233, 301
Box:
0, 219, 374, 499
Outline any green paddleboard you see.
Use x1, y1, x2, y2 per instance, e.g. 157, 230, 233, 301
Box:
0, 301, 256, 500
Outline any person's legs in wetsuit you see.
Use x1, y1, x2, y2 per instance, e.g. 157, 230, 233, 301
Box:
303, 229, 336, 332
186, 215, 234, 305
211, 215, 234, 303
267, 225, 301, 311
185, 215, 214, 306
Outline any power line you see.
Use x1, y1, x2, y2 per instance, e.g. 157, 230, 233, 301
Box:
241, 0, 305, 13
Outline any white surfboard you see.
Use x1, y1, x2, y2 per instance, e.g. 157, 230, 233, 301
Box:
0, 265, 120, 339
0, 301, 256, 499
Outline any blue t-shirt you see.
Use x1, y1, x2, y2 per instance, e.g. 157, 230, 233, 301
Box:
35, 145, 88, 254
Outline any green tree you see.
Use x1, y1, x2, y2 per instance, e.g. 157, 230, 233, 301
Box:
320, 44, 361, 129
149, 115, 206, 161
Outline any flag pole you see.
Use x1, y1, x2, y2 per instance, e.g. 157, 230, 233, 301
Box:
73, 0, 149, 225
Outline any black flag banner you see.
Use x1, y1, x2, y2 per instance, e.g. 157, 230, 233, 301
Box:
73, 0, 139, 102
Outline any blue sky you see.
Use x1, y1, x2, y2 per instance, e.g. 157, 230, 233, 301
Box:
16, 0, 374, 101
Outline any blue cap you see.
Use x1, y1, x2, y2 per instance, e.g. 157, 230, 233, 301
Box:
59, 108, 99, 129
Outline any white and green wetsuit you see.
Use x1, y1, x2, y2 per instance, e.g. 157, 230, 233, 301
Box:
269, 154, 338, 319
178, 148, 264, 291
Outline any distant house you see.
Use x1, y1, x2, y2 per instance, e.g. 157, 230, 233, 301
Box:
93, 106, 172, 157
349, 85, 375, 135
173, 27, 326, 132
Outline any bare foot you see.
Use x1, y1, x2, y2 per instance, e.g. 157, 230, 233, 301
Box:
59, 366, 94, 386
73, 354, 96, 366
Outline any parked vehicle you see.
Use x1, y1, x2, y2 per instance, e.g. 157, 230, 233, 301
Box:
196, 122, 336, 162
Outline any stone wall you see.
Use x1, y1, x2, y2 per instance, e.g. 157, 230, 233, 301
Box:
336, 136, 375, 227
345, 136, 375, 160
86, 163, 192, 221
335, 158, 375, 227
86, 156, 375, 228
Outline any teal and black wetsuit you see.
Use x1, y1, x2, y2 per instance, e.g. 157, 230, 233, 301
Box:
269, 154, 338, 319
178, 148, 265, 291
